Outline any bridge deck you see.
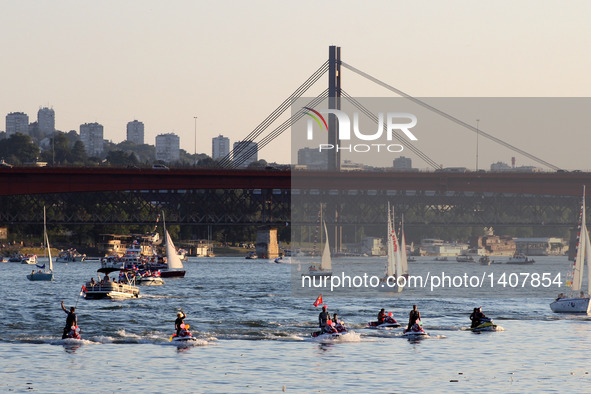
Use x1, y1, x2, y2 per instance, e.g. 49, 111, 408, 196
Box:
0, 167, 590, 196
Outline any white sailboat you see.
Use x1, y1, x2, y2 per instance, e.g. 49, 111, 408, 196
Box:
305, 208, 333, 277
27, 207, 54, 281
160, 212, 186, 278
380, 203, 404, 292
550, 187, 591, 313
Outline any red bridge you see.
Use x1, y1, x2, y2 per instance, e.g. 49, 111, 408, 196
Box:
1, 167, 590, 196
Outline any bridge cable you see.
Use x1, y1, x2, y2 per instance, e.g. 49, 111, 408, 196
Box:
341, 61, 562, 171
230, 90, 330, 168
341, 90, 440, 169
218, 61, 329, 168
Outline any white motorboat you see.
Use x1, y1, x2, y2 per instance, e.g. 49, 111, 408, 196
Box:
83, 267, 140, 299
550, 186, 591, 313
55, 249, 86, 263
507, 253, 535, 265
21, 254, 38, 264
135, 272, 165, 285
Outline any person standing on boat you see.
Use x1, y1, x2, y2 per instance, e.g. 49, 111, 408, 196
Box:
318, 306, 331, 332
60, 301, 77, 339
175, 311, 187, 336
407, 305, 421, 331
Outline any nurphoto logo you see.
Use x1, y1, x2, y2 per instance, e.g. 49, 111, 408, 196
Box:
303, 107, 418, 153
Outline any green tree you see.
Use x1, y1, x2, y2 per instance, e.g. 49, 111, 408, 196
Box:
106, 150, 139, 166
0, 133, 40, 164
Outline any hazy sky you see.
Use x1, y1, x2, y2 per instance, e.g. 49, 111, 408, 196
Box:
2, 1, 590, 169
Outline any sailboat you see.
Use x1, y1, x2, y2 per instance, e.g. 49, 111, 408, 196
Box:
550, 186, 591, 313
380, 203, 404, 292
26, 207, 54, 281
305, 207, 333, 277
159, 212, 186, 278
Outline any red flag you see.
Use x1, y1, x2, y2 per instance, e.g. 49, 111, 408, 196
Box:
80, 285, 87, 297
313, 294, 323, 307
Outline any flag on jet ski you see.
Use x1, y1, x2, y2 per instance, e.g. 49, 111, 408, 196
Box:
36, 263, 45, 269
313, 294, 323, 307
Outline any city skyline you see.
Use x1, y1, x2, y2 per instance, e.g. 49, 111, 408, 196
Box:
2, 1, 591, 170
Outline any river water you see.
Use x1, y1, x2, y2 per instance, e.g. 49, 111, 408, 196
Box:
1, 256, 590, 393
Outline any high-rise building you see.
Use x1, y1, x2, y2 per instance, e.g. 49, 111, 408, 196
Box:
233, 140, 258, 168
212, 135, 230, 160
37, 107, 55, 136
297, 147, 327, 170
126, 120, 144, 145
155, 133, 180, 163
5, 112, 29, 137
80, 122, 104, 156
393, 156, 413, 170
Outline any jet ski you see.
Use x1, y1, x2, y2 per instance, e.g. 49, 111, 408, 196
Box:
170, 325, 197, 342
471, 317, 501, 332
63, 325, 81, 340
311, 321, 348, 339
402, 320, 428, 337
367, 315, 401, 329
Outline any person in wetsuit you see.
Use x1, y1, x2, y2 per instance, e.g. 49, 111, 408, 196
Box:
60, 301, 77, 339
407, 305, 421, 331
175, 311, 187, 336
318, 306, 331, 332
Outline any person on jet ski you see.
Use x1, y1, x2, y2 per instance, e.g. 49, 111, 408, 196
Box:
407, 305, 421, 331
377, 308, 386, 324
332, 313, 346, 332
318, 305, 331, 332
470, 307, 486, 328
60, 301, 77, 339
175, 310, 187, 336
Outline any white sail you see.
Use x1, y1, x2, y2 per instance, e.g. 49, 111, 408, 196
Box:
572, 193, 587, 292
586, 225, 591, 295
320, 221, 332, 271
385, 203, 395, 277
400, 215, 409, 275
165, 230, 184, 270
44, 206, 53, 272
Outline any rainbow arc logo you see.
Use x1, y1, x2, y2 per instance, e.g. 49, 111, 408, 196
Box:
303, 107, 328, 131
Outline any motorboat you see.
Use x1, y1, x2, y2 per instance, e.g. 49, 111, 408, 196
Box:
21, 254, 38, 264
456, 256, 475, 263
135, 270, 165, 285
479, 256, 492, 265
245, 251, 258, 260
83, 265, 140, 299
55, 249, 86, 263
507, 253, 535, 265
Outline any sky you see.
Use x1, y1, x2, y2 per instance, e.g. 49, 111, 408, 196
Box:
1, 1, 591, 170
